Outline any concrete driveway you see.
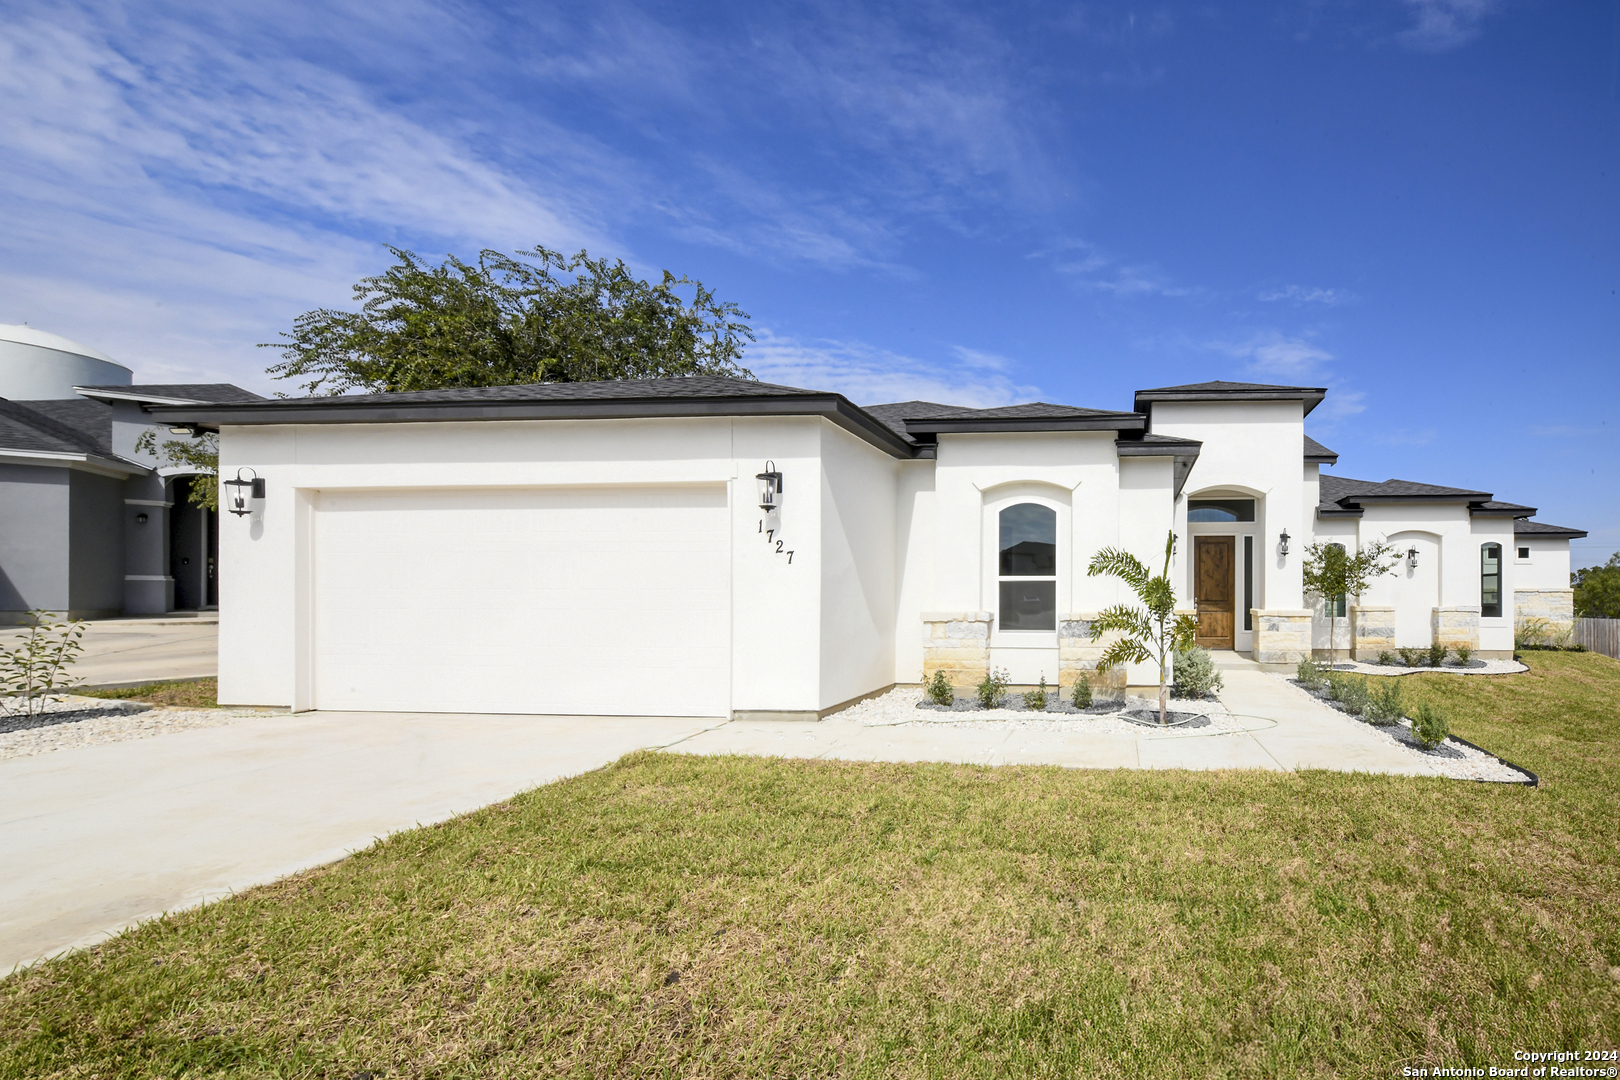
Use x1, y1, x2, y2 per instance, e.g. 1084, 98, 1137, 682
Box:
0, 711, 721, 974
0, 615, 219, 688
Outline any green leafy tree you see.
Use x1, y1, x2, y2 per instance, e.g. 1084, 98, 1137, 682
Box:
1301, 539, 1401, 668
1573, 552, 1620, 618
134, 429, 219, 512
1087, 531, 1199, 726
263, 246, 754, 395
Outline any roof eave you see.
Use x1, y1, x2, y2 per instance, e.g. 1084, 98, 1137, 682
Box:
1134, 388, 1328, 417
904, 414, 1145, 435
73, 386, 212, 406
149, 392, 920, 459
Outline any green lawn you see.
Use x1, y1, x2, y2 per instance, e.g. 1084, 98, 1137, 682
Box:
77, 678, 218, 709
3, 653, 1618, 1078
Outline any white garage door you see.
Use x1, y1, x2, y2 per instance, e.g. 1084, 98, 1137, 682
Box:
311, 485, 730, 716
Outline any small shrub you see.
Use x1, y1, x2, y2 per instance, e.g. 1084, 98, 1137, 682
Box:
1025, 676, 1048, 711
925, 670, 953, 706
1398, 646, 1424, 667
1363, 677, 1404, 726
1377, 650, 1396, 667
1515, 617, 1551, 650
1409, 702, 1450, 749
1171, 646, 1224, 699
1296, 656, 1325, 690
0, 609, 87, 720
1327, 672, 1370, 715
1454, 645, 1472, 665
1427, 641, 1449, 668
976, 667, 1010, 710
1070, 677, 1093, 709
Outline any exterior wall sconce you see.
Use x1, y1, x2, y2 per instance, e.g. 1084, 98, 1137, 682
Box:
755, 461, 783, 512
1171, 532, 1179, 556
135, 512, 148, 524
223, 468, 265, 517
1407, 546, 1419, 570
1278, 529, 1291, 557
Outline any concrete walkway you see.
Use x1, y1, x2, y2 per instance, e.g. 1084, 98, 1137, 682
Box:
661, 654, 1434, 776
0, 615, 219, 688
0, 711, 719, 974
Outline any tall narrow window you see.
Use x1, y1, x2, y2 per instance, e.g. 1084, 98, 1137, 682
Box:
1481, 543, 1503, 618
1328, 543, 1348, 618
999, 503, 1056, 631
1243, 535, 1254, 631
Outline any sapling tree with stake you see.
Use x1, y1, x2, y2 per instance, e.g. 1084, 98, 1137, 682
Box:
0, 610, 87, 720
1087, 531, 1199, 726
1301, 539, 1401, 669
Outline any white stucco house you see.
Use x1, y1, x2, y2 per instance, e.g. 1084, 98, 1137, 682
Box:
154, 378, 1584, 719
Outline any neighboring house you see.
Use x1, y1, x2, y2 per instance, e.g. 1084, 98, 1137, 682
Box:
153, 377, 1585, 717
0, 325, 262, 621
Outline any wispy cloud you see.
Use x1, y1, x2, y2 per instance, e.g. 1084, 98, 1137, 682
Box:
746, 330, 1037, 407
1257, 285, 1355, 306
1038, 238, 1198, 299
1211, 331, 1335, 379
1397, 0, 1495, 52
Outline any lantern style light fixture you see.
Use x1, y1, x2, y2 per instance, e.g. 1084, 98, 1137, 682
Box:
1278, 528, 1291, 557
135, 512, 148, 524
222, 467, 265, 517
1407, 546, 1419, 570
755, 461, 783, 512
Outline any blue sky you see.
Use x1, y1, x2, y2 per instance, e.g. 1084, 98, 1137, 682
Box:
1, 0, 1616, 559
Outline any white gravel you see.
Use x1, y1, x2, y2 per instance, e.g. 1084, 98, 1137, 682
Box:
0, 695, 279, 760
1264, 674, 1535, 784
833, 686, 1265, 737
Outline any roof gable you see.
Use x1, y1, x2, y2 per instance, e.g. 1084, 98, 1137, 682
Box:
1134, 380, 1327, 417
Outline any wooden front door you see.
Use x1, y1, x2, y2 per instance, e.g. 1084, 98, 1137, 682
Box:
1194, 536, 1235, 649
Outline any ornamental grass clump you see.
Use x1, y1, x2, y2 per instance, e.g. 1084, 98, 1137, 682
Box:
1171, 646, 1223, 699
976, 667, 1010, 710
925, 670, 953, 707
1409, 701, 1450, 749
1069, 677, 1093, 709
1399, 647, 1425, 667
1363, 677, 1404, 726
1025, 676, 1049, 712
1428, 642, 1449, 668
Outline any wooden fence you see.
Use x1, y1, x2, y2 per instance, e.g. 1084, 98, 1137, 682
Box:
1575, 618, 1620, 659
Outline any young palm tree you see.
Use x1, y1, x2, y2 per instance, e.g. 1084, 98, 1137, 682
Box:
1087, 531, 1199, 725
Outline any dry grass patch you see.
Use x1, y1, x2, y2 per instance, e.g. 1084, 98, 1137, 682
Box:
2, 654, 1618, 1078
78, 678, 218, 709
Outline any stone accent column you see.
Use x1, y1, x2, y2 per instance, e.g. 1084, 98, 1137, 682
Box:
1431, 606, 1480, 651
1349, 606, 1396, 662
1058, 614, 1127, 693
1514, 590, 1575, 636
921, 612, 992, 689
1254, 609, 1311, 664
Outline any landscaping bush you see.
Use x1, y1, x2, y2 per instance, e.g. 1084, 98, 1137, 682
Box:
1454, 645, 1472, 665
1377, 650, 1396, 667
1399, 646, 1424, 667
1428, 642, 1449, 668
1326, 672, 1370, 716
1171, 646, 1223, 699
1069, 676, 1093, 709
1296, 656, 1326, 690
976, 667, 1010, 710
1409, 701, 1450, 749
1363, 677, 1404, 726
925, 670, 953, 707
1024, 676, 1048, 712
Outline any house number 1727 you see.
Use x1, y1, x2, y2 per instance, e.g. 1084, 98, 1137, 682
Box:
758, 519, 795, 564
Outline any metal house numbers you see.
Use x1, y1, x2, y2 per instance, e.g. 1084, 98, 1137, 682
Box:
758, 517, 795, 564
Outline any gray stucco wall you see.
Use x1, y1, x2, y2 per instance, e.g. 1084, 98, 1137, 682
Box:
0, 463, 71, 617
68, 470, 126, 616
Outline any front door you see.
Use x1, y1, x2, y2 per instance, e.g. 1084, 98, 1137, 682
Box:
1194, 536, 1235, 649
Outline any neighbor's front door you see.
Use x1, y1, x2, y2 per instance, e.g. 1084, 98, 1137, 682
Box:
1194, 536, 1235, 649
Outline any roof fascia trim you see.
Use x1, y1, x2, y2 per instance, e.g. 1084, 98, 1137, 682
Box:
904, 414, 1145, 435
0, 447, 147, 477
73, 386, 210, 406
1136, 388, 1327, 417
150, 393, 919, 459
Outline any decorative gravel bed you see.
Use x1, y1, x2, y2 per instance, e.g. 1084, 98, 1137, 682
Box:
1269, 675, 1534, 784
0, 696, 279, 760
833, 686, 1258, 736
1311, 656, 1527, 677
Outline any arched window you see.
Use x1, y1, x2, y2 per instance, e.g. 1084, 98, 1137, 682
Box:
999, 503, 1056, 631
1480, 543, 1503, 618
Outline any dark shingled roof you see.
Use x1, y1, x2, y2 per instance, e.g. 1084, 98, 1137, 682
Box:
251, 376, 811, 408
1473, 499, 1538, 516
1134, 380, 1328, 417
12, 398, 113, 455
1514, 520, 1588, 539
0, 399, 117, 458
1303, 435, 1338, 463
1352, 479, 1493, 500
900, 401, 1145, 435
75, 383, 267, 405
861, 400, 973, 443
